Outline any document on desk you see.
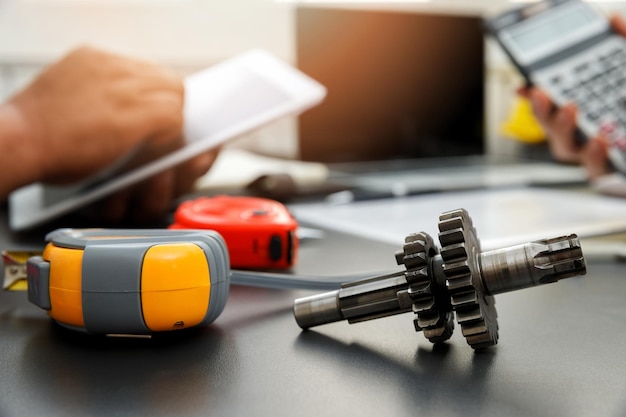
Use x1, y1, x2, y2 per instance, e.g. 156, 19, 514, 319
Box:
288, 188, 626, 250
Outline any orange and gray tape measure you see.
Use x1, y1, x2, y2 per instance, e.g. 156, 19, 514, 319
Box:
26, 229, 231, 334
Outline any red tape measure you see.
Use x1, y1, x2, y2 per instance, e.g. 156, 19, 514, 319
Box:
170, 196, 298, 270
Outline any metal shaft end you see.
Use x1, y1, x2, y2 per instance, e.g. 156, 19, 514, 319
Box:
480, 233, 586, 295
293, 290, 342, 329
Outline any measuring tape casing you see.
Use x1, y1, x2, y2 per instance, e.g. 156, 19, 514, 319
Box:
26, 229, 230, 335
170, 196, 298, 270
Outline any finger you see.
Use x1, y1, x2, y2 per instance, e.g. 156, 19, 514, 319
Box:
528, 88, 554, 124
93, 187, 134, 224
516, 85, 531, 98
581, 137, 611, 179
120, 130, 183, 223
611, 14, 626, 38
545, 104, 582, 164
174, 150, 220, 196
111, 129, 184, 183
131, 169, 176, 222
552, 103, 578, 140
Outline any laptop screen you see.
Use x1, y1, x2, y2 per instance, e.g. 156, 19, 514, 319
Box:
296, 7, 485, 163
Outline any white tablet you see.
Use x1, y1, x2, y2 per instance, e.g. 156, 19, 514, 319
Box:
8, 49, 327, 231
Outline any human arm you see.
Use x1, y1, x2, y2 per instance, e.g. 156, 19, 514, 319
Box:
0, 46, 217, 222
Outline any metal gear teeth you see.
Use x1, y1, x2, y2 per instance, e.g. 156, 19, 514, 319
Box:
397, 232, 454, 344
438, 209, 499, 349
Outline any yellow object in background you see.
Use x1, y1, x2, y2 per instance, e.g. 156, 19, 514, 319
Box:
501, 97, 546, 144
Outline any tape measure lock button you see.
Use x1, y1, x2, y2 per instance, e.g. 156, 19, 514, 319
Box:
26, 256, 51, 310
269, 235, 282, 261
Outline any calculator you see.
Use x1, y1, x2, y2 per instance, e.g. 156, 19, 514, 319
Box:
485, 0, 626, 173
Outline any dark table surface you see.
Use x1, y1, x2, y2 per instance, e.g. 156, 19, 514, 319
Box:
1, 204, 625, 417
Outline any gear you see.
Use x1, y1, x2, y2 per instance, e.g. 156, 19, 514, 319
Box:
438, 209, 499, 349
396, 232, 454, 344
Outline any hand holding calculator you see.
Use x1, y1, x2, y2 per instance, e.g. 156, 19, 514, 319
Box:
486, 0, 626, 173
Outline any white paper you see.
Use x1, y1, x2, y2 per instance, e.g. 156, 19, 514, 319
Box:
288, 187, 626, 250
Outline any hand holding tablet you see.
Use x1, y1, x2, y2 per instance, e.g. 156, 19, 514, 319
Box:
8, 49, 326, 231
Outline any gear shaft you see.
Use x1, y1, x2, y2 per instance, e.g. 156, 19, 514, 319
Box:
293, 209, 586, 349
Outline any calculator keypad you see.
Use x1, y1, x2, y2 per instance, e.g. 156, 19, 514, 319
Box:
533, 35, 626, 160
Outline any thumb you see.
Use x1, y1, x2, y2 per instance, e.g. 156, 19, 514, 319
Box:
582, 137, 610, 179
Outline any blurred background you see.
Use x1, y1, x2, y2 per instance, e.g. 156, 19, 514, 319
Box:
1, 0, 625, 163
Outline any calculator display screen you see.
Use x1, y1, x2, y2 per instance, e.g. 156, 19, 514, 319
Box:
499, 1, 608, 66
508, 7, 594, 53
